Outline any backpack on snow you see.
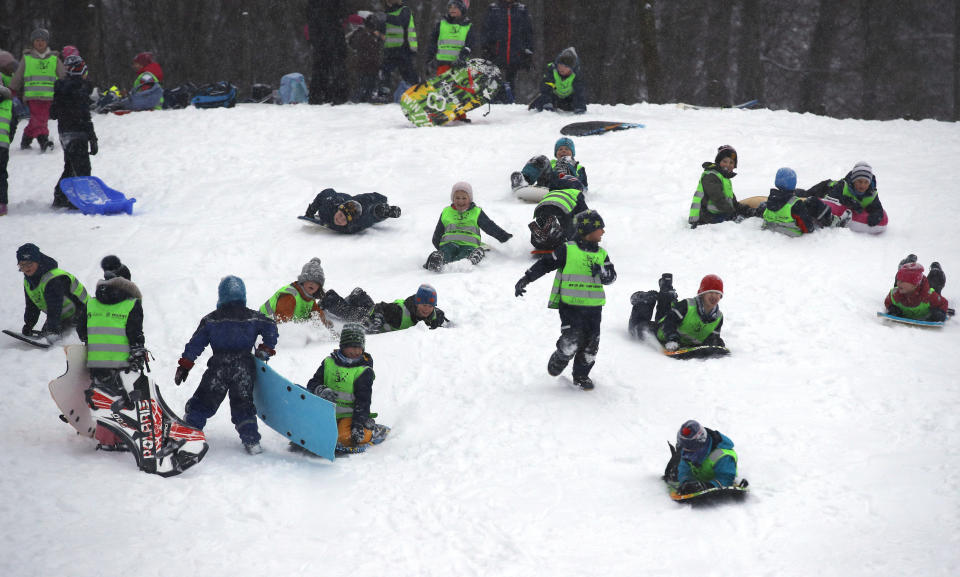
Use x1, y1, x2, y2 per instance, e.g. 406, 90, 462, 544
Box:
278, 73, 309, 104
190, 81, 238, 109
163, 83, 197, 109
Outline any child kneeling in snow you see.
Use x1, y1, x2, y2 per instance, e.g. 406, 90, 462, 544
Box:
628, 273, 725, 350
885, 256, 948, 322
425, 181, 512, 272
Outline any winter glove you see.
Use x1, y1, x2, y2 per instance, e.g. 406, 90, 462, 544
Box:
840, 195, 863, 212
679, 480, 710, 495
867, 210, 883, 226
428, 309, 446, 329
515, 276, 530, 297
314, 386, 337, 403
364, 312, 385, 332
929, 309, 947, 322
886, 305, 904, 317
664, 341, 679, 352
84, 387, 97, 410
128, 346, 148, 370
541, 102, 555, 112
254, 344, 275, 362
704, 334, 726, 347
454, 47, 471, 67
89, 138, 98, 156
174, 358, 194, 385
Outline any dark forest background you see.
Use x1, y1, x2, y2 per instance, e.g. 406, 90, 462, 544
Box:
2, 0, 957, 121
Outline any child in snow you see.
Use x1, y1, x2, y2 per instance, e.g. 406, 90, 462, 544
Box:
305, 323, 389, 450
761, 167, 842, 236
514, 210, 616, 390
259, 257, 333, 327
511, 137, 588, 191
528, 47, 586, 114
50, 55, 97, 209
805, 161, 886, 230
0, 73, 12, 216
689, 145, 760, 227
303, 188, 401, 233
425, 181, 513, 272
427, 0, 478, 121
362, 283, 448, 333
664, 420, 739, 495
10, 28, 64, 152
528, 173, 589, 252
628, 273, 725, 350
377, 0, 419, 101
16, 243, 88, 345
174, 276, 279, 455
884, 256, 948, 322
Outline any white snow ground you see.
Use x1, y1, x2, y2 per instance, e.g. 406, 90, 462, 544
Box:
1, 102, 958, 577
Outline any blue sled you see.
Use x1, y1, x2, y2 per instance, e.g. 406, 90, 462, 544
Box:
253, 359, 339, 461
876, 312, 945, 327
59, 176, 136, 215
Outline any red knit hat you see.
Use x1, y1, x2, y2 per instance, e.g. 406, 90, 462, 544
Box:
697, 274, 724, 297
133, 52, 154, 67
896, 262, 924, 286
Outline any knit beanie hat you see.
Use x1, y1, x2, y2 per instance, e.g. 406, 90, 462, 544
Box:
133, 52, 154, 67
339, 323, 366, 350
697, 274, 724, 297
556, 47, 577, 69
298, 257, 325, 286
16, 243, 41, 263
64, 55, 87, 78
774, 167, 797, 191
849, 161, 874, 183
217, 275, 246, 307
61, 45, 79, 58
575, 209, 605, 238
715, 145, 737, 167
338, 200, 363, 222
101, 255, 131, 280
415, 283, 437, 306
451, 181, 474, 203
676, 420, 710, 463
554, 137, 575, 158
896, 262, 924, 286
30, 28, 50, 43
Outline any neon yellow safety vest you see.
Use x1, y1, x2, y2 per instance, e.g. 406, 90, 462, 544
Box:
85, 298, 137, 369
375, 299, 416, 331
548, 242, 607, 309
439, 205, 481, 247
658, 298, 722, 345
839, 180, 877, 210
133, 71, 163, 109
689, 169, 735, 224
888, 288, 934, 320
23, 268, 88, 321
537, 187, 582, 215
437, 20, 471, 62
550, 158, 586, 183
22, 53, 58, 101
384, 7, 418, 50
0, 97, 11, 149
550, 67, 575, 98
762, 197, 802, 236
322, 358, 372, 420
260, 284, 315, 321
689, 447, 738, 482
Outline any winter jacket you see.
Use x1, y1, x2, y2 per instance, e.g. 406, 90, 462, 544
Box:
431, 202, 513, 249
521, 239, 617, 310
306, 350, 375, 424
482, 1, 534, 70
658, 295, 724, 347
806, 172, 885, 224
884, 277, 949, 320
138, 62, 164, 85
50, 76, 96, 138
11, 47, 64, 98
677, 429, 738, 488
762, 188, 833, 235
428, 16, 478, 66
537, 48, 586, 112
533, 185, 589, 242
307, 189, 391, 233
382, 2, 418, 54
180, 302, 278, 362
691, 162, 742, 224
261, 281, 331, 325
348, 27, 383, 75
369, 295, 446, 332
21, 249, 87, 334
77, 277, 145, 349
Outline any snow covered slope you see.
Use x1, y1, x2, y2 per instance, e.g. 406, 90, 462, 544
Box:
1, 102, 958, 577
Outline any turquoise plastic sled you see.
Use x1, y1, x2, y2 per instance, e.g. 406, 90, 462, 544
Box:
59, 176, 136, 215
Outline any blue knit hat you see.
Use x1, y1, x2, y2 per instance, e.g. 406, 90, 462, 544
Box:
677, 420, 710, 464
775, 167, 797, 191
16, 243, 41, 263
554, 137, 575, 158
217, 275, 246, 307
415, 283, 437, 306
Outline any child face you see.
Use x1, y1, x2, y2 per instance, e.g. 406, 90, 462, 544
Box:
852, 178, 871, 194
18, 261, 38, 276
556, 63, 572, 77
341, 346, 363, 359
448, 6, 462, 19
416, 303, 435, 318
452, 190, 471, 210
33, 38, 48, 52
718, 157, 736, 172
301, 281, 321, 296
702, 292, 722, 310
334, 210, 348, 226
896, 280, 917, 294
555, 145, 573, 159
583, 228, 604, 243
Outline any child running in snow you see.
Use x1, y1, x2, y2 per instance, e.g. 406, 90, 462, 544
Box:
884, 256, 948, 322
628, 273, 725, 351
514, 210, 616, 390
425, 181, 512, 272
174, 276, 279, 455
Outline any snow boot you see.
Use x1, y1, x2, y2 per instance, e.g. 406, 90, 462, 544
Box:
928, 262, 946, 294
547, 351, 570, 376
244, 442, 263, 455
375, 203, 401, 219
386, 205, 401, 218
510, 171, 525, 190
37, 134, 54, 153
0, 204, 7, 216
20, 135, 33, 150
468, 247, 485, 265
573, 375, 594, 391
425, 251, 444, 272
347, 287, 374, 310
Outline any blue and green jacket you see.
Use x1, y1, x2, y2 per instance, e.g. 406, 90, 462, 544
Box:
678, 429, 738, 488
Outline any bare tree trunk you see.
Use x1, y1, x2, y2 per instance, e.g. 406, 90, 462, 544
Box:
953, 1, 960, 120
735, 0, 762, 107
639, 0, 663, 103
799, 0, 840, 115
704, 1, 732, 106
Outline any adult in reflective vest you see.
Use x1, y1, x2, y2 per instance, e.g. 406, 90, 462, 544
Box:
259, 257, 332, 326
530, 47, 586, 114
515, 210, 616, 390
426, 181, 513, 271
530, 174, 589, 251
674, 420, 739, 494
306, 324, 388, 448
689, 145, 757, 226
17, 243, 88, 344
762, 167, 838, 236
804, 161, 887, 228
378, 0, 419, 98
364, 284, 448, 333
884, 261, 949, 322
10, 28, 63, 151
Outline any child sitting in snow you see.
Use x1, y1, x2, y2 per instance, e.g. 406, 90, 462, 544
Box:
510, 137, 588, 191
663, 420, 740, 495
425, 181, 512, 272
761, 167, 843, 236
303, 188, 401, 233
884, 256, 948, 322
628, 273, 725, 350
689, 145, 759, 227
805, 161, 886, 230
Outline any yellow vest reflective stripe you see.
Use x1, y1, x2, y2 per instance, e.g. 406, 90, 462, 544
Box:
437, 21, 470, 62
888, 287, 934, 319
322, 359, 371, 419
440, 205, 481, 246
85, 298, 136, 368
23, 54, 58, 100
659, 298, 722, 344
385, 8, 418, 50
23, 268, 88, 320
260, 284, 314, 320
548, 242, 607, 309
0, 98, 11, 148
689, 169, 734, 223
537, 187, 580, 214
689, 447, 738, 482
762, 197, 802, 236
840, 180, 877, 209
551, 67, 576, 98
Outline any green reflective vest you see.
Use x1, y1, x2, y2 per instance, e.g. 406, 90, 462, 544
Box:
537, 187, 581, 215
384, 7, 418, 50
23, 53, 58, 101
437, 20, 471, 62
260, 284, 315, 321
322, 358, 372, 420
550, 158, 586, 183
550, 67, 575, 98
839, 180, 877, 210
133, 71, 163, 109
689, 447, 738, 482
0, 97, 11, 149
689, 169, 734, 224
372, 299, 416, 331
889, 287, 935, 320
762, 197, 802, 236
23, 268, 88, 321
658, 298, 722, 345
85, 298, 137, 369
549, 242, 606, 309
440, 205, 481, 247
